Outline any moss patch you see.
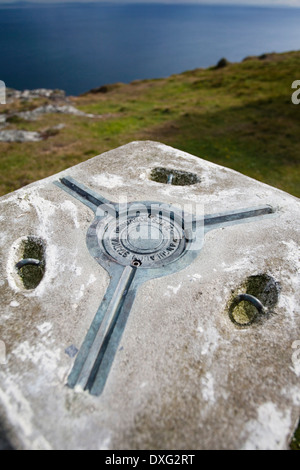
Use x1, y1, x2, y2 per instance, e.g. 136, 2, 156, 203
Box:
244, 274, 280, 310
150, 167, 200, 186
230, 299, 258, 326
18, 237, 45, 290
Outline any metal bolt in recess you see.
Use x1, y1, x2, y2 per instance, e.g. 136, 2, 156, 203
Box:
55, 176, 276, 396
229, 293, 266, 326
235, 293, 265, 313
16, 258, 42, 269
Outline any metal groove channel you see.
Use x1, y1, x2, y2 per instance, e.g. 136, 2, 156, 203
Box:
204, 205, 274, 227
73, 266, 136, 392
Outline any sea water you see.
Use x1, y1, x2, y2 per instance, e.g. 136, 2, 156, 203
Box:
0, 2, 299, 95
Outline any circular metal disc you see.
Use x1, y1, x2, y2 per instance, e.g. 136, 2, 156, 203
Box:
97, 208, 187, 268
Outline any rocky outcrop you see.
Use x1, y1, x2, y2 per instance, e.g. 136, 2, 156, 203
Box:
215, 57, 230, 69
82, 82, 123, 95
17, 104, 97, 121
0, 87, 100, 141
0, 130, 43, 142
0, 114, 6, 128
6, 88, 66, 103
0, 123, 67, 142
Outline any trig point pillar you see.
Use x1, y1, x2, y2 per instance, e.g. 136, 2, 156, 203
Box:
0, 141, 299, 450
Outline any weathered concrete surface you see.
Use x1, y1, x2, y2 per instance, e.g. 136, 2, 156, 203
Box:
0, 141, 299, 450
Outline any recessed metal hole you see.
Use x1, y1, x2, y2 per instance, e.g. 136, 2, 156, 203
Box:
150, 167, 200, 186
16, 237, 45, 290
228, 274, 280, 327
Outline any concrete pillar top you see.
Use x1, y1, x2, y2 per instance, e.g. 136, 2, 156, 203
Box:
0, 141, 299, 450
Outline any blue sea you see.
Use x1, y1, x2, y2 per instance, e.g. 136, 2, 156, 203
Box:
0, 2, 300, 95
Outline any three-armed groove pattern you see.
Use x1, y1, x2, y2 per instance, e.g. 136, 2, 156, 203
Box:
55, 176, 276, 396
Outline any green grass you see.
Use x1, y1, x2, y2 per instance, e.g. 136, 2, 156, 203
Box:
0, 51, 299, 198
291, 421, 300, 450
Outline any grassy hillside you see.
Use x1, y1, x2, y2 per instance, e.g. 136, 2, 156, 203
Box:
0, 51, 300, 198
0, 52, 300, 196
